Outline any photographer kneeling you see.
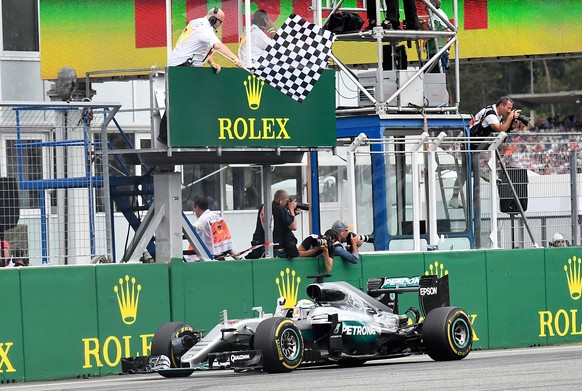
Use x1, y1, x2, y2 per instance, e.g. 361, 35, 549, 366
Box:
298, 229, 339, 272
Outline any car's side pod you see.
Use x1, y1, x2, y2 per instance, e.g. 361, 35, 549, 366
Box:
418, 274, 450, 317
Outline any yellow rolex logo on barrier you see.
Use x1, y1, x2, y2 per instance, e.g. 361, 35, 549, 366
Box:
564, 256, 582, 300
0, 342, 16, 373
539, 256, 582, 338
276, 268, 301, 309
244, 75, 264, 110
114, 275, 142, 325
425, 261, 448, 277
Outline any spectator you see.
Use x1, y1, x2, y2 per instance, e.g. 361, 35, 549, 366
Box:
192, 196, 236, 259
141, 250, 155, 263
331, 220, 362, 265
0, 238, 10, 267
10, 248, 30, 267
239, 10, 276, 68
247, 190, 301, 259
298, 229, 339, 272
550, 232, 568, 247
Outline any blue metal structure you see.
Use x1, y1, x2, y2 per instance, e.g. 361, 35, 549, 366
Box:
333, 114, 474, 251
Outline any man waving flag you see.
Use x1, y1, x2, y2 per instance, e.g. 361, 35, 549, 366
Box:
253, 14, 336, 103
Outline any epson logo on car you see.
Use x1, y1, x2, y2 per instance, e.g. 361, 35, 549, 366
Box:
420, 287, 438, 296
343, 325, 377, 336
230, 354, 251, 362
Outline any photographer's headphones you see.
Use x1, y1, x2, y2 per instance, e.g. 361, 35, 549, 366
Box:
208, 7, 220, 27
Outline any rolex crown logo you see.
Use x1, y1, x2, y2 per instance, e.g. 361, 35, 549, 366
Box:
244, 75, 264, 110
564, 256, 582, 300
425, 261, 448, 278
114, 275, 142, 325
275, 268, 301, 309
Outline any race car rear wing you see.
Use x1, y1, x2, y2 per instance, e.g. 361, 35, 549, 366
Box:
366, 274, 450, 317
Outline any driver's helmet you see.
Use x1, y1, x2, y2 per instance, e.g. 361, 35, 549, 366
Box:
293, 299, 316, 319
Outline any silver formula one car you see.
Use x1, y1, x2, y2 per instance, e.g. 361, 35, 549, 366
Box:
151, 273, 472, 376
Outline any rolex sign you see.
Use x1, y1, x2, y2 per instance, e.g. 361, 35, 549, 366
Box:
166, 67, 336, 148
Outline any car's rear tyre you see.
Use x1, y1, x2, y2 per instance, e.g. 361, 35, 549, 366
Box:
423, 306, 472, 361
151, 322, 196, 377
254, 317, 304, 373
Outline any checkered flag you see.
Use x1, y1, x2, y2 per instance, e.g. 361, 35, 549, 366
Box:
254, 14, 336, 103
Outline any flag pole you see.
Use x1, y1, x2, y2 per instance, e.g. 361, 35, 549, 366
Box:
212, 50, 253, 74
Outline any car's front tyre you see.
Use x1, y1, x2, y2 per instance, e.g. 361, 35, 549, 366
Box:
151, 322, 197, 377
254, 317, 304, 373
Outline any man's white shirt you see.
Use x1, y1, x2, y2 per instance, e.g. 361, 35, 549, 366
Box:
239, 24, 272, 67
168, 17, 220, 67
477, 104, 502, 128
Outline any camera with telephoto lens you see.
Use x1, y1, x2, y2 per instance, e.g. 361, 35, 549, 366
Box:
315, 234, 334, 253
347, 232, 374, 245
288, 197, 310, 213
516, 114, 531, 126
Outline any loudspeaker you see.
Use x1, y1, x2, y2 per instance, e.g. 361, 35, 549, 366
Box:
0, 177, 20, 233
498, 168, 528, 213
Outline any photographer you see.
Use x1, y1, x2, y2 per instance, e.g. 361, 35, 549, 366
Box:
331, 220, 363, 265
297, 229, 339, 272
469, 96, 523, 143
248, 189, 301, 259
449, 96, 525, 208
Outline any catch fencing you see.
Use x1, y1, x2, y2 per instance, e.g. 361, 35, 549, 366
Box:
495, 132, 582, 248
0, 102, 120, 265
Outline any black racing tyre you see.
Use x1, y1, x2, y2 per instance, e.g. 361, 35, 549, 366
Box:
254, 317, 304, 373
151, 322, 196, 369
422, 306, 472, 361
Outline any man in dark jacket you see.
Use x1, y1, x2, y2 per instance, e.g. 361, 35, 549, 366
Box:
248, 189, 300, 259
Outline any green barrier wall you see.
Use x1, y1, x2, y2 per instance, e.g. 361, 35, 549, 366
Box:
92, 264, 171, 375
424, 250, 489, 349
542, 248, 582, 345
3, 247, 582, 382
20, 266, 99, 381
486, 249, 547, 348
1, 264, 170, 382
0, 269, 24, 383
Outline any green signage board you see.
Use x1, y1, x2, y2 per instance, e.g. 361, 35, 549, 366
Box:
93, 264, 171, 375
0, 269, 24, 382
425, 250, 488, 349
20, 266, 100, 380
486, 248, 547, 348
543, 248, 582, 345
167, 67, 336, 148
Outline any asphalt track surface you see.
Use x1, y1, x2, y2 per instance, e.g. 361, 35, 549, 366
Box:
6, 344, 582, 391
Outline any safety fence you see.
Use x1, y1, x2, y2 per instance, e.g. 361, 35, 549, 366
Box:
497, 132, 582, 248
0, 102, 120, 266
1, 247, 582, 382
